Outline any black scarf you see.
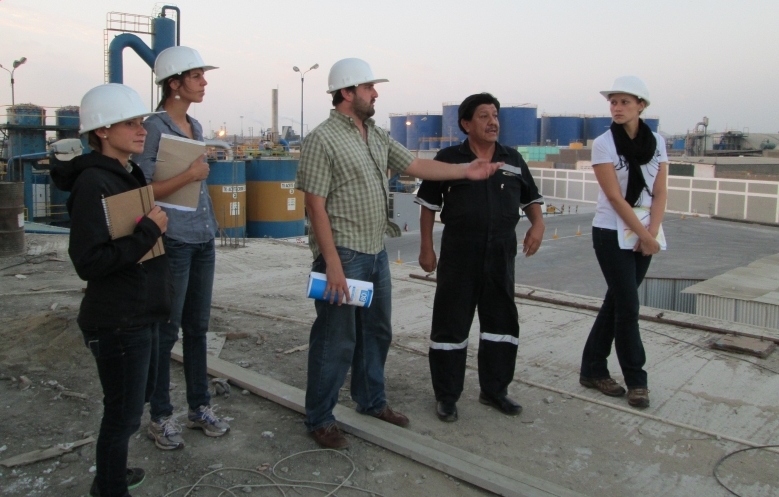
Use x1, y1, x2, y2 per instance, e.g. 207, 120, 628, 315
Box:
611, 118, 657, 206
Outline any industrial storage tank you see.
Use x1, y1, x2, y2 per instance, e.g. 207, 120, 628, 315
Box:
55, 106, 80, 140
405, 113, 441, 150
7, 104, 46, 217
536, 118, 542, 145
498, 104, 537, 147
246, 158, 305, 238
441, 103, 466, 147
540, 114, 584, 146
645, 117, 660, 133
389, 113, 407, 145
0, 182, 25, 257
207, 160, 246, 239
584, 115, 612, 141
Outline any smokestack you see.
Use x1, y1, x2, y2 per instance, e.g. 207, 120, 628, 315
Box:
271, 88, 279, 144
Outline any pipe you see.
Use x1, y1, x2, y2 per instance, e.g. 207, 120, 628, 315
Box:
160, 6, 181, 46
408, 273, 779, 345
278, 139, 290, 151
108, 34, 157, 83
7, 151, 50, 171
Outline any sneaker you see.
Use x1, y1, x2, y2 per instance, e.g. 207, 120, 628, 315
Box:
148, 415, 185, 450
186, 404, 230, 437
580, 376, 626, 397
310, 423, 349, 449
628, 388, 650, 408
372, 404, 410, 427
89, 467, 145, 496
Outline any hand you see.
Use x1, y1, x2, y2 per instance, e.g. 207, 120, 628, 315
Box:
418, 247, 437, 272
522, 222, 544, 257
465, 158, 503, 181
188, 154, 210, 182
637, 236, 660, 256
324, 261, 351, 305
146, 206, 168, 234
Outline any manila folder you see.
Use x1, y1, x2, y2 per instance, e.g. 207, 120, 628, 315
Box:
101, 185, 165, 263
152, 133, 206, 211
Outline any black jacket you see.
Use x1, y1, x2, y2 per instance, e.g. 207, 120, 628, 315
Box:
416, 140, 543, 235
51, 151, 171, 329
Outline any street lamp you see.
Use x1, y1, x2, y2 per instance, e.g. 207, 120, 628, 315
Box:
292, 63, 318, 141
0, 56, 27, 107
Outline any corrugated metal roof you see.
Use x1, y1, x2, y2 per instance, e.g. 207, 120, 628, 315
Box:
682, 252, 779, 300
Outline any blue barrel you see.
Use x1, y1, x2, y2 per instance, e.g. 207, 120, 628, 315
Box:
645, 117, 660, 133
207, 160, 247, 238
246, 158, 305, 238
540, 115, 584, 146
405, 113, 442, 150
442, 103, 467, 145
389, 113, 407, 145
499, 105, 537, 146
584, 115, 612, 140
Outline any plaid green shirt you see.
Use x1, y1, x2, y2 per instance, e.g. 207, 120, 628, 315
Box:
296, 110, 415, 259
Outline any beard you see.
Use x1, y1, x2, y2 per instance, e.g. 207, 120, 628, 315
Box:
351, 94, 375, 121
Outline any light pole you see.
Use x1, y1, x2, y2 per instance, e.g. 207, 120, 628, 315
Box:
0, 57, 27, 107
292, 63, 318, 141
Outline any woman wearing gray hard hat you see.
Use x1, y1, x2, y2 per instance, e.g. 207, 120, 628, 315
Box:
51, 83, 171, 497
579, 76, 668, 409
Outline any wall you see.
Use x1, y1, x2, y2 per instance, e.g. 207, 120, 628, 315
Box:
528, 168, 779, 224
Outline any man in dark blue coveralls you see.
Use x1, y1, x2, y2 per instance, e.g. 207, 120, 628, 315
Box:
415, 93, 545, 422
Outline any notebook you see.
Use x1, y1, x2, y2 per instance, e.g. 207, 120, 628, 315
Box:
152, 134, 206, 211
615, 206, 667, 251
101, 185, 165, 263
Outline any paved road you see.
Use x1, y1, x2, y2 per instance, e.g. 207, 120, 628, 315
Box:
386, 199, 779, 299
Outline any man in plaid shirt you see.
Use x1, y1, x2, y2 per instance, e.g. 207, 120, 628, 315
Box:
296, 58, 503, 449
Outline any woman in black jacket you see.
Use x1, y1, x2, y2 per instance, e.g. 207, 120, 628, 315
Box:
51, 83, 171, 497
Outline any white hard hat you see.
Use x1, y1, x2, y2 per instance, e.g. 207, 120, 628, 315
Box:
154, 46, 218, 84
600, 76, 650, 107
79, 84, 159, 134
327, 58, 388, 94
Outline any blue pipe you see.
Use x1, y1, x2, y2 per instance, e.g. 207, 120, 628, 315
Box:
108, 34, 157, 83
278, 139, 291, 151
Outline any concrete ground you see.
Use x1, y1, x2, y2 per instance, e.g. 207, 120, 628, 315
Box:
1, 209, 779, 496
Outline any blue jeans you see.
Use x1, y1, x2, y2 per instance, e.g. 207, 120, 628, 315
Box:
150, 237, 215, 420
305, 248, 393, 431
83, 325, 156, 497
581, 228, 652, 388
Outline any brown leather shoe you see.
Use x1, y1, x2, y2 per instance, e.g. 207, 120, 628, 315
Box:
580, 376, 626, 397
627, 388, 650, 408
310, 423, 349, 449
373, 405, 409, 427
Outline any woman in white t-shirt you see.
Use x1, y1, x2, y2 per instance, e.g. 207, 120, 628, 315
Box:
579, 76, 668, 409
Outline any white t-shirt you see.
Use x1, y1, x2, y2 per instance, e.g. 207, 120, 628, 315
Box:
591, 130, 668, 230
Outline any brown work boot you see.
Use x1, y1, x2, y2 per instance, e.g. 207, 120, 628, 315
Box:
373, 405, 409, 427
310, 423, 349, 449
580, 376, 626, 397
627, 388, 650, 408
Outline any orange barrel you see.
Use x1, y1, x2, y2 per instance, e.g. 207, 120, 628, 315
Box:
0, 182, 25, 257
246, 157, 305, 238
206, 159, 246, 238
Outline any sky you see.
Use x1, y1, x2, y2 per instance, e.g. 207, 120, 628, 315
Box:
1, 0, 777, 139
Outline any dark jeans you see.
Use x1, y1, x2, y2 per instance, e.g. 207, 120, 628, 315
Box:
581, 227, 652, 388
305, 248, 393, 431
150, 237, 215, 420
83, 325, 156, 497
